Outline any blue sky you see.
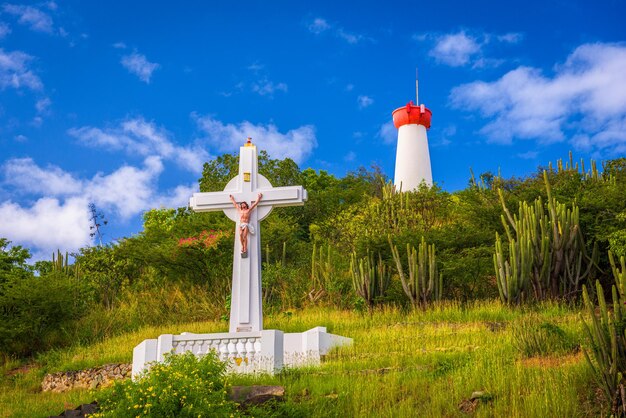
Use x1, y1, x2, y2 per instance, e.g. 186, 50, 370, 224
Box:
1, 0, 625, 259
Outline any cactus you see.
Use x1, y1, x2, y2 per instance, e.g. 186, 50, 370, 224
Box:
350, 251, 390, 308
582, 281, 626, 415
52, 250, 80, 279
498, 191, 551, 300
389, 236, 443, 307
311, 243, 335, 291
493, 232, 532, 305
581, 254, 626, 415
264, 242, 287, 267
497, 170, 596, 301
610, 251, 626, 297
546, 151, 614, 183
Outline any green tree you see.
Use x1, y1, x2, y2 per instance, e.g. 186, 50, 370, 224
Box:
0, 238, 31, 284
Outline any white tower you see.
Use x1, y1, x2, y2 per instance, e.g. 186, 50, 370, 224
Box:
392, 81, 433, 191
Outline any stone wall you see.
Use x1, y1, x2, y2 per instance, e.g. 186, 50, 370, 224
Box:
42, 363, 131, 393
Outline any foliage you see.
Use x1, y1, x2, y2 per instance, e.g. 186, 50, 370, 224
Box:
315, 181, 451, 254
0, 271, 88, 356
0, 238, 31, 285
511, 316, 577, 357
95, 351, 238, 417
199, 150, 301, 192
75, 245, 137, 309
310, 243, 351, 306
1, 151, 625, 367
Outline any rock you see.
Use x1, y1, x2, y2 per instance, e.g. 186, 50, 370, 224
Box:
485, 322, 506, 332
229, 385, 285, 405
470, 391, 493, 401
42, 363, 131, 393
48, 402, 98, 417
458, 398, 478, 414
459, 390, 493, 414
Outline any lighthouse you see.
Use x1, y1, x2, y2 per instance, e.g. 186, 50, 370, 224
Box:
392, 77, 433, 191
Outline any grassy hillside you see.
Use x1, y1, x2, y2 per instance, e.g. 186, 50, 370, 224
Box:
0, 301, 601, 417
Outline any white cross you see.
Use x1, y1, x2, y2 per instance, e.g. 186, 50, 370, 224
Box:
189, 141, 307, 333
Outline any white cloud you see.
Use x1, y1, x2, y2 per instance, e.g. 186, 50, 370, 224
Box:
0, 156, 192, 258
450, 42, 626, 155
344, 151, 356, 162
0, 48, 43, 90
417, 29, 522, 68
2, 4, 54, 33
154, 183, 197, 209
306, 16, 368, 44
357, 95, 374, 109
0, 197, 92, 258
518, 151, 539, 159
3, 158, 83, 196
378, 121, 396, 145
68, 117, 209, 173
88, 156, 163, 219
112, 42, 127, 49
497, 32, 524, 44
247, 61, 264, 71
35, 97, 51, 113
252, 79, 288, 96
307, 18, 330, 34
429, 31, 481, 67
193, 114, 317, 164
121, 52, 160, 83
337, 28, 363, 44
0, 22, 10, 38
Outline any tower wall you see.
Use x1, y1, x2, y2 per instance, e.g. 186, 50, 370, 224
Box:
393, 123, 432, 191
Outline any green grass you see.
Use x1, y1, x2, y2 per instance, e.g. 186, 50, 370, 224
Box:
0, 300, 601, 417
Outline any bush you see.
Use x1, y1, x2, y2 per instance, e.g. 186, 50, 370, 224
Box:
95, 351, 238, 417
512, 316, 577, 357
0, 272, 87, 356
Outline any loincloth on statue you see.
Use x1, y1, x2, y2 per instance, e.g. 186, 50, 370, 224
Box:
239, 223, 255, 234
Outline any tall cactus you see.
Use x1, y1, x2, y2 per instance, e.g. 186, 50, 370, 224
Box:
581, 253, 626, 415
350, 251, 390, 308
389, 236, 443, 307
498, 191, 551, 300
497, 170, 596, 301
52, 250, 80, 279
610, 251, 626, 297
311, 243, 337, 291
493, 232, 533, 305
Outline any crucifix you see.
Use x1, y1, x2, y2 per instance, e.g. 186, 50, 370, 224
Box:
189, 138, 307, 333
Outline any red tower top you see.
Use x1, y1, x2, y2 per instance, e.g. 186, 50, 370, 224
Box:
392, 101, 432, 129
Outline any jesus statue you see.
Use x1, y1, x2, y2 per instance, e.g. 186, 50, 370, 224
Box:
229, 193, 263, 258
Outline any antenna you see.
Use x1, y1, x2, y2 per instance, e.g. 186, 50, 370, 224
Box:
415, 67, 419, 105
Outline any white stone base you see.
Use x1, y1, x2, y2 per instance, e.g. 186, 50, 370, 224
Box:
132, 327, 351, 379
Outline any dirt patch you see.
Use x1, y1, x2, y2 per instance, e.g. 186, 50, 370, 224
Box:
5, 364, 37, 376
518, 351, 583, 368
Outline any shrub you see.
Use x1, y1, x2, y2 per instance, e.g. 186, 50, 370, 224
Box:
512, 316, 577, 357
95, 351, 238, 417
0, 271, 87, 356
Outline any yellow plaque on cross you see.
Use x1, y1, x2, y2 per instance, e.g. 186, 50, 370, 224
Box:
243, 172, 251, 182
